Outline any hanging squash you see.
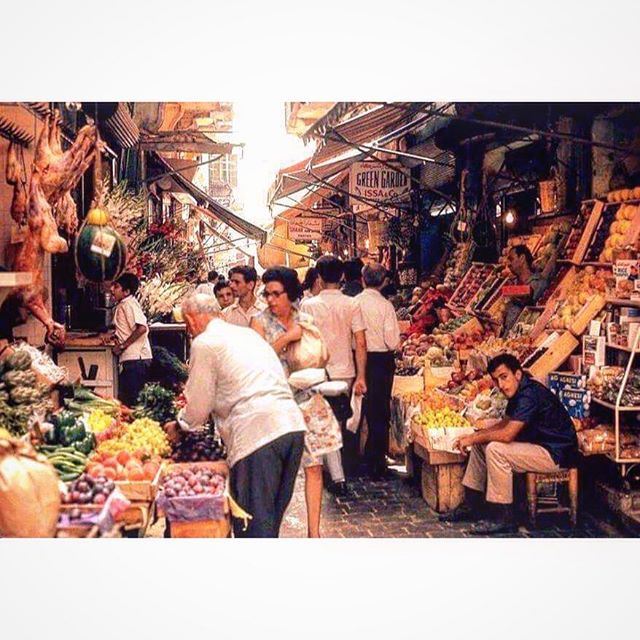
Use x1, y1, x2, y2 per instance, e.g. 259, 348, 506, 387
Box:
74, 137, 127, 282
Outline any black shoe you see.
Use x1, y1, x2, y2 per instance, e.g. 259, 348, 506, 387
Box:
470, 518, 518, 535
439, 504, 480, 523
326, 481, 349, 497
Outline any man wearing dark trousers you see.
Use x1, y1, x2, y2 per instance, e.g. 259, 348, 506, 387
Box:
356, 262, 401, 479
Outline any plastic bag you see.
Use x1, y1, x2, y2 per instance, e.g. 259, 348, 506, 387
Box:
288, 368, 327, 390
0, 437, 61, 537
346, 392, 363, 434
286, 321, 329, 372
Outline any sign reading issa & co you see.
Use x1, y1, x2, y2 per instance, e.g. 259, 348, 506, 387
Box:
349, 161, 411, 206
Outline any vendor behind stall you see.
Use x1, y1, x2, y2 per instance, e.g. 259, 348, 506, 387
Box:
501, 245, 552, 336
444, 353, 578, 534
110, 273, 152, 408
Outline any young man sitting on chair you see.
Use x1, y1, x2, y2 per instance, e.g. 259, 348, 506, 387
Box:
443, 353, 578, 534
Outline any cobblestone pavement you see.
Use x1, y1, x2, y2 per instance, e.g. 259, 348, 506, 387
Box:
278, 468, 626, 538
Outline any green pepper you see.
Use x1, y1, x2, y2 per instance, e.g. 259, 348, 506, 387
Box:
73, 433, 95, 455
60, 421, 86, 446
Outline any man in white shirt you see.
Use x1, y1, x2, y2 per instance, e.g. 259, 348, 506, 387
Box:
195, 269, 219, 297
300, 255, 367, 492
110, 273, 153, 408
223, 265, 265, 327
356, 262, 401, 479
165, 293, 305, 538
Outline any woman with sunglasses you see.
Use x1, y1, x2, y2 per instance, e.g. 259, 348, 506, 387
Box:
251, 266, 339, 538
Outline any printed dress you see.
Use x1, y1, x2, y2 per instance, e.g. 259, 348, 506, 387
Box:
255, 308, 342, 467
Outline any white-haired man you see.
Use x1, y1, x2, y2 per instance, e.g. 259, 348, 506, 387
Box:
164, 293, 306, 538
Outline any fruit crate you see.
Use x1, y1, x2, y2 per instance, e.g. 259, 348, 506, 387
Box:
583, 202, 620, 263
472, 275, 509, 313
115, 464, 163, 502
524, 331, 580, 381
156, 461, 230, 538
565, 201, 604, 263
569, 293, 607, 336
448, 263, 496, 310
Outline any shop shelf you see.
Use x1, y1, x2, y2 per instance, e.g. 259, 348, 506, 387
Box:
590, 396, 640, 412
606, 298, 640, 308
606, 343, 636, 353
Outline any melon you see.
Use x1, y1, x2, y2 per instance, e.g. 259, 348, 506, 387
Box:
74, 214, 127, 283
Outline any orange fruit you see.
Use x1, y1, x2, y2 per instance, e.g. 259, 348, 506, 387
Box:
143, 462, 159, 480
128, 469, 145, 481
116, 451, 131, 466
103, 467, 117, 480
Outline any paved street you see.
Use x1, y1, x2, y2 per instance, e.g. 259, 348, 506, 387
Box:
279, 468, 626, 538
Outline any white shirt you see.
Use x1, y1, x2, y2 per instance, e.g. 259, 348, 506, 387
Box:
356, 288, 401, 353
223, 297, 266, 328
300, 288, 365, 379
177, 318, 306, 468
113, 295, 152, 362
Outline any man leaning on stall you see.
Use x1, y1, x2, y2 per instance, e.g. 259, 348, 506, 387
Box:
443, 353, 578, 534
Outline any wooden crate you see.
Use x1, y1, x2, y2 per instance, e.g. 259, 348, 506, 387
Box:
421, 460, 466, 513
412, 440, 466, 513
452, 316, 484, 338
392, 374, 424, 397
115, 466, 162, 502
527, 331, 580, 380
170, 518, 230, 538
572, 201, 604, 263
569, 294, 606, 336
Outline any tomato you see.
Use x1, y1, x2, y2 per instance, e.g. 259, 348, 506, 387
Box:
116, 451, 131, 466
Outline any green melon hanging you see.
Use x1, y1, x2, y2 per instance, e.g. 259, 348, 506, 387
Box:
74, 137, 127, 282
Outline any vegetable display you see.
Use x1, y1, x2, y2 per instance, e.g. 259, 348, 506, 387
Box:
151, 346, 188, 386
38, 446, 89, 482
0, 350, 50, 436
63, 385, 123, 417
413, 406, 472, 430
135, 384, 176, 424
44, 411, 96, 455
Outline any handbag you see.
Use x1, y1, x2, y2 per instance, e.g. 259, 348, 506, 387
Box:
285, 320, 329, 372
324, 393, 353, 424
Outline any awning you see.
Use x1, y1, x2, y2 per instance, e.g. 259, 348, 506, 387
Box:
269, 155, 358, 203
139, 130, 233, 155
100, 102, 140, 149
307, 102, 433, 166
152, 153, 266, 243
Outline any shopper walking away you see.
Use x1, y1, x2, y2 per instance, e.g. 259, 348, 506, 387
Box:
195, 270, 220, 298
224, 265, 265, 327
444, 353, 578, 535
165, 293, 305, 538
109, 273, 153, 408
356, 262, 401, 479
214, 279, 235, 311
251, 267, 341, 538
301, 255, 367, 493
342, 258, 364, 297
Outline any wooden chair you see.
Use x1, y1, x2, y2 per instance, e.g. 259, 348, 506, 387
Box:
525, 468, 578, 528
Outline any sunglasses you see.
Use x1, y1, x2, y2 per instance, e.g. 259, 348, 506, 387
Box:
261, 290, 286, 300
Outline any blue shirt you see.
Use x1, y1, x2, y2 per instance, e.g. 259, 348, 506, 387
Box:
506, 374, 578, 467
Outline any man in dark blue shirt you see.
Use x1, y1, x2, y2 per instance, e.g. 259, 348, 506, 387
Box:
441, 353, 578, 534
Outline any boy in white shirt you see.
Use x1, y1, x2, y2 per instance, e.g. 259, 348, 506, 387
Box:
110, 273, 153, 407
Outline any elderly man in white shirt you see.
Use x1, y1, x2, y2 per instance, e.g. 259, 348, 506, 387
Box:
300, 255, 367, 493
223, 265, 265, 327
356, 262, 401, 479
164, 293, 306, 538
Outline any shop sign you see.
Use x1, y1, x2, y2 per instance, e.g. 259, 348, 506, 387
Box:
288, 217, 323, 242
349, 161, 411, 207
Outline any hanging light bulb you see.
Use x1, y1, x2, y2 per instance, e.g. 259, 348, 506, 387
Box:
505, 210, 516, 226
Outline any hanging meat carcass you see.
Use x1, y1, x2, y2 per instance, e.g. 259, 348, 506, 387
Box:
35, 110, 96, 233
5, 142, 28, 224
5, 113, 98, 346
